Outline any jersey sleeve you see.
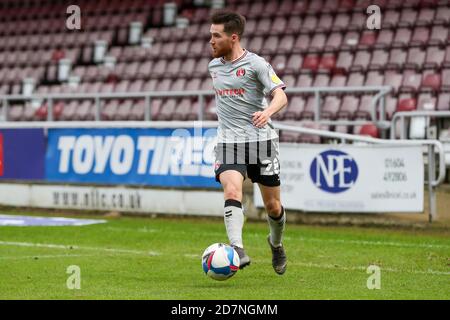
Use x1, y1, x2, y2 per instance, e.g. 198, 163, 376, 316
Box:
254, 57, 286, 96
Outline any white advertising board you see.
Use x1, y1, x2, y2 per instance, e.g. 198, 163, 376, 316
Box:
255, 144, 424, 212
0, 184, 224, 217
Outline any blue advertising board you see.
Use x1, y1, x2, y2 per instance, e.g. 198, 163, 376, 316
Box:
0, 129, 46, 181
45, 128, 221, 188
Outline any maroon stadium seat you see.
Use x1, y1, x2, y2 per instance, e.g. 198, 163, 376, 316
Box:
338, 95, 360, 119
171, 78, 186, 92
335, 51, 354, 74
325, 33, 343, 52
383, 10, 400, 28
317, 14, 334, 33
330, 74, 347, 87
302, 55, 320, 72
283, 96, 305, 120
442, 69, 450, 91
405, 48, 426, 70
271, 17, 288, 36
296, 74, 313, 88
365, 71, 384, 86
272, 55, 287, 75
293, 34, 310, 53
375, 30, 394, 49
437, 93, 450, 111
398, 8, 417, 28
384, 71, 403, 94
386, 49, 406, 70
429, 26, 448, 46
302, 15, 318, 33
285, 16, 302, 35
322, 96, 341, 119
341, 31, 359, 50
400, 70, 422, 93
359, 124, 379, 138
424, 47, 445, 69
277, 35, 295, 55
417, 93, 436, 111
333, 13, 350, 31
369, 49, 389, 71
359, 31, 377, 49
416, 7, 436, 26
421, 72, 441, 92
410, 27, 430, 47
312, 74, 330, 87
318, 54, 336, 73
435, 5, 450, 24
351, 50, 371, 72
397, 98, 417, 112
261, 36, 279, 55
347, 72, 365, 87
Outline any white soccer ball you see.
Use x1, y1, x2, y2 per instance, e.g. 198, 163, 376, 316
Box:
201, 243, 240, 281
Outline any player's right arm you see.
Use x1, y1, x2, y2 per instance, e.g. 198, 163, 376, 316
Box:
252, 88, 288, 128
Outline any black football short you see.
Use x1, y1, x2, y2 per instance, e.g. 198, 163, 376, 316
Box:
214, 139, 281, 187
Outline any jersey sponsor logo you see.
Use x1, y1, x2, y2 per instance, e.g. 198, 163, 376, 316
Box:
0, 134, 3, 176
215, 88, 245, 96
236, 68, 246, 77
310, 150, 358, 193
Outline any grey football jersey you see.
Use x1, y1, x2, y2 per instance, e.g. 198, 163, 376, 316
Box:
208, 50, 286, 143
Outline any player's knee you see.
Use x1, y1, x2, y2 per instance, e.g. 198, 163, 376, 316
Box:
223, 185, 242, 201
266, 200, 282, 217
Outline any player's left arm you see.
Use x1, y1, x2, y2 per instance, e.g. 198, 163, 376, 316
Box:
252, 88, 288, 128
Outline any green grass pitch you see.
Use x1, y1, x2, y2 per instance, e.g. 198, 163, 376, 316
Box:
0, 210, 449, 300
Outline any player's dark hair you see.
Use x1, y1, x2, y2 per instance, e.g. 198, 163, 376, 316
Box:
210, 10, 246, 39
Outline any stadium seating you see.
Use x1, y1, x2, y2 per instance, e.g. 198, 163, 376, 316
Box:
0, 0, 449, 143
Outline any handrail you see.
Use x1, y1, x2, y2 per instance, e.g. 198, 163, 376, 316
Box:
1, 85, 393, 124
390, 111, 450, 140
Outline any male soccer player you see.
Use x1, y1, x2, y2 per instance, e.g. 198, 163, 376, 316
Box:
208, 10, 288, 275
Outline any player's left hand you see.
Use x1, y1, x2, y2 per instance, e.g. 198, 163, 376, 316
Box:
252, 111, 270, 128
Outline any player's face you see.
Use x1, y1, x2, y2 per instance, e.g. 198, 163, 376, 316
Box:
209, 24, 233, 58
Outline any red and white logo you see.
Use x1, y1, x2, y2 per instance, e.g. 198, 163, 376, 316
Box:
214, 160, 221, 171
0, 134, 3, 176
236, 68, 246, 77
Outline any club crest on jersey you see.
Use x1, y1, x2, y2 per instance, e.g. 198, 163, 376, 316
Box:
236, 68, 246, 77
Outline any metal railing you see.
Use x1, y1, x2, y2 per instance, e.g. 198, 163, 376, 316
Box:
0, 120, 444, 222
391, 111, 450, 140
1, 86, 393, 125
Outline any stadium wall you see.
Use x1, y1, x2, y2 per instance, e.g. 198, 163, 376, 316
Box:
0, 183, 224, 216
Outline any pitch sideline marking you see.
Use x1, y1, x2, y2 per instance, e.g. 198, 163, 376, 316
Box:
0, 254, 97, 260
0, 241, 160, 256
